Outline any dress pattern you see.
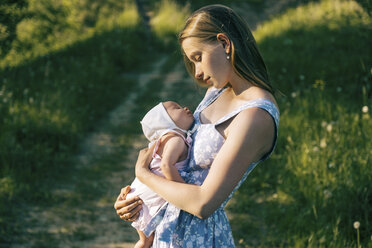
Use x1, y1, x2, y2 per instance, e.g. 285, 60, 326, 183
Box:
144, 87, 280, 247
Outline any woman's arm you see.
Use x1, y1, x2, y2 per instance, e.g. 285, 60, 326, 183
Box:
136, 107, 275, 219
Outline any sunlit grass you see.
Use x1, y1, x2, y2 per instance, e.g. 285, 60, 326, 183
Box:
231, 0, 371, 247
150, 0, 190, 40
1, 0, 371, 246
1, 0, 140, 68
95, 1, 140, 31
254, 0, 370, 40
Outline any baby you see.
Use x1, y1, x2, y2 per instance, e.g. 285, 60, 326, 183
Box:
123, 101, 194, 248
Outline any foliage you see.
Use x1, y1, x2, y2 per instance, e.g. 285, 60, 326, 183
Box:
0, 0, 151, 243
150, 0, 190, 41
0, 0, 28, 58
229, 0, 372, 247
0, 0, 371, 246
0, 0, 140, 68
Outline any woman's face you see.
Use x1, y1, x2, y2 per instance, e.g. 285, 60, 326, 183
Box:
163, 101, 194, 131
182, 37, 233, 88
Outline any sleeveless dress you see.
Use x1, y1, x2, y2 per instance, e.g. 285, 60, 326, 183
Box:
144, 87, 280, 247
127, 130, 192, 231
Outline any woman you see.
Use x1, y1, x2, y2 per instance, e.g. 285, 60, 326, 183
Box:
114, 4, 280, 247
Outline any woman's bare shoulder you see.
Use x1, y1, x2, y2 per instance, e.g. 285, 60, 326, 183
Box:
241, 86, 278, 109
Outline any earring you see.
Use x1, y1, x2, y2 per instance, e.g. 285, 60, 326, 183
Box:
226, 54, 230, 60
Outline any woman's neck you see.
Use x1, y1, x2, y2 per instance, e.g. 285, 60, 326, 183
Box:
228, 73, 254, 97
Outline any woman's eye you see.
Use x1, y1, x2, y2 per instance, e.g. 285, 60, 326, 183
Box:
195, 56, 201, 62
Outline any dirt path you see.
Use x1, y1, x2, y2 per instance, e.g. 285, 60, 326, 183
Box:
11, 57, 189, 248
12, 1, 302, 247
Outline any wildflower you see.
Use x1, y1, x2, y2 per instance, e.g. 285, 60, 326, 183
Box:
328, 163, 335, 169
321, 121, 327, 128
323, 190, 332, 200
272, 193, 278, 199
353, 221, 360, 229
320, 138, 327, 148
362, 106, 369, 113
291, 92, 298, 98
313, 146, 319, 152
326, 123, 333, 132
239, 239, 244, 244
313, 79, 325, 90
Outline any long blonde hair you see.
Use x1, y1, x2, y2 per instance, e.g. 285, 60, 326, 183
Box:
179, 4, 275, 95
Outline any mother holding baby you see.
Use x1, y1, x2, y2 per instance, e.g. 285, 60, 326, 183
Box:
115, 4, 280, 247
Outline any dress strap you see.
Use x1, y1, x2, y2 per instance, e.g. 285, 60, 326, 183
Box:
214, 98, 280, 162
194, 87, 228, 114
214, 98, 280, 128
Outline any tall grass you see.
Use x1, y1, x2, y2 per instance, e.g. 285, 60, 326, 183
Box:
230, 0, 371, 247
150, 0, 190, 41
0, 0, 153, 242
0, 0, 371, 246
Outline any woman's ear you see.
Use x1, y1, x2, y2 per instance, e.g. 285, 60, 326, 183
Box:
216, 33, 231, 53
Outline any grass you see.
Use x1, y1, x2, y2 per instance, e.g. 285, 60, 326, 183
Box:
0, 0, 157, 243
229, 0, 371, 247
0, 0, 371, 246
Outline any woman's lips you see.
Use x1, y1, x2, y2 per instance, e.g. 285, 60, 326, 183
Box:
204, 77, 211, 84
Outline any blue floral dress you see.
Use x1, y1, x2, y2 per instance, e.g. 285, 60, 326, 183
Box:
144, 87, 280, 247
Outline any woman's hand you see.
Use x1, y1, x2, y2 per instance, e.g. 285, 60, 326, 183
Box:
135, 145, 155, 181
114, 186, 143, 222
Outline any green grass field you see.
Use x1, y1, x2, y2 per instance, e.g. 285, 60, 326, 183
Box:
0, 0, 371, 246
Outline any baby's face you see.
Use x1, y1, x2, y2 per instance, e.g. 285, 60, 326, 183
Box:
163, 101, 194, 130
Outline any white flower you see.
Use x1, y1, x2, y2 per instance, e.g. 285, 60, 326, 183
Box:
362, 106, 369, 113
321, 121, 327, 128
186, 241, 193, 248
291, 92, 298, 98
313, 146, 319, 152
353, 221, 360, 229
326, 124, 333, 132
323, 190, 332, 199
328, 163, 335, 169
320, 138, 327, 148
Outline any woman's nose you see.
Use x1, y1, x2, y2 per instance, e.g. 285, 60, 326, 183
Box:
195, 65, 203, 79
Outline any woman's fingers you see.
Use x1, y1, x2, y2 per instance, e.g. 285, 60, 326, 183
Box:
116, 197, 143, 215
127, 212, 140, 222
115, 186, 131, 203
114, 195, 138, 210
127, 203, 142, 218
120, 211, 140, 222
120, 186, 131, 200
135, 144, 156, 176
